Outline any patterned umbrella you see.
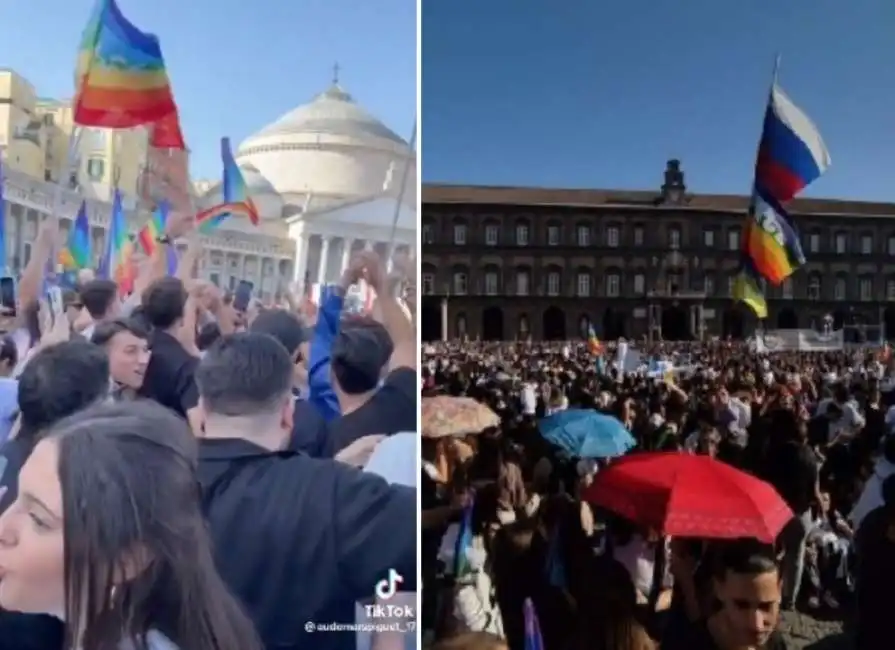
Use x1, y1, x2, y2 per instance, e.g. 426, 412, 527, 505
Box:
421, 396, 500, 439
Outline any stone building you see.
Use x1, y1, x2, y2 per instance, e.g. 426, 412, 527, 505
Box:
1, 73, 416, 302
420, 160, 895, 341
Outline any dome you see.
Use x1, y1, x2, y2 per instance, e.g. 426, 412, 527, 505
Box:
249, 86, 406, 145
198, 163, 284, 219
235, 83, 415, 202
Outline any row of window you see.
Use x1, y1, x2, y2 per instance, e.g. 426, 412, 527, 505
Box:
425, 271, 895, 301
431, 222, 895, 255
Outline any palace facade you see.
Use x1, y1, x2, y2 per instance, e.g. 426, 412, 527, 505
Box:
420, 160, 895, 341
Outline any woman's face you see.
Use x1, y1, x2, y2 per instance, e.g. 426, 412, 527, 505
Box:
0, 439, 65, 616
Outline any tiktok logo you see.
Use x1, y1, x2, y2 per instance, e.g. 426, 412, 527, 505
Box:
374, 569, 404, 600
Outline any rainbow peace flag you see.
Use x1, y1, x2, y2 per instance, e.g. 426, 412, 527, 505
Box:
58, 201, 92, 271
165, 244, 178, 276
452, 497, 475, 580
196, 137, 260, 234
137, 201, 168, 257
74, 0, 178, 128
733, 72, 829, 319
587, 325, 603, 356
136, 202, 178, 275
149, 109, 186, 150
99, 190, 136, 294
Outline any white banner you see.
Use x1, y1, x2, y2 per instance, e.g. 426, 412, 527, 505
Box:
749, 328, 844, 352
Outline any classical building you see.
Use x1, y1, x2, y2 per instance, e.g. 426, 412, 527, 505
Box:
420, 160, 895, 342
0, 68, 417, 302
0, 69, 145, 202
198, 80, 417, 295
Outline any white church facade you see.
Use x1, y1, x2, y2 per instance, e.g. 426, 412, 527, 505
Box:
1, 81, 417, 302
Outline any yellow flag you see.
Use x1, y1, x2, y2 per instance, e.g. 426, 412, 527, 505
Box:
732, 272, 768, 319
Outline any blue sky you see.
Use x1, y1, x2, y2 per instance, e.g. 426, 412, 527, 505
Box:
422, 0, 894, 201
0, 0, 416, 179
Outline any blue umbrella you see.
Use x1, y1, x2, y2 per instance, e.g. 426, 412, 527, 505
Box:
538, 409, 635, 459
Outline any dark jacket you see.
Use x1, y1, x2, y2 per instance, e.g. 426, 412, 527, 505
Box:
197, 438, 416, 650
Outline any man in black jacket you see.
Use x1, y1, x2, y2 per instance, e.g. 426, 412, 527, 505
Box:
195, 332, 416, 650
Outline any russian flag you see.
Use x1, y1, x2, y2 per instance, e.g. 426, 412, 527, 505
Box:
755, 83, 831, 203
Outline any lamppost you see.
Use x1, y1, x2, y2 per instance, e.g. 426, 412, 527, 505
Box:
440, 281, 450, 342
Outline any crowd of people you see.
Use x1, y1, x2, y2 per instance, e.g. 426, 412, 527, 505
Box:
0, 211, 418, 650
421, 336, 895, 650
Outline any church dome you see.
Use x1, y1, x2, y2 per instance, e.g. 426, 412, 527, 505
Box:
235, 82, 415, 203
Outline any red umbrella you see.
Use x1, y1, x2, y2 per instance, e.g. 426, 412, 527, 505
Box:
581, 452, 792, 542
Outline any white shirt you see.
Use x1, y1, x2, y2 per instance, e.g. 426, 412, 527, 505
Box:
521, 383, 537, 416
360, 434, 417, 650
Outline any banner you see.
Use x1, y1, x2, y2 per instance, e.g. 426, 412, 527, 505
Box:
749, 329, 843, 352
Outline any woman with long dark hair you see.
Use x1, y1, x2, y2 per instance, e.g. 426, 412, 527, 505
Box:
0, 400, 261, 650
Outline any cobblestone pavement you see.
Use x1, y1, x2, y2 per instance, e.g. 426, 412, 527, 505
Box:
778, 610, 850, 650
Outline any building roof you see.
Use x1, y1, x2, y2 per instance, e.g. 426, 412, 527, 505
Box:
233, 80, 414, 203
422, 183, 895, 217
296, 193, 416, 231
239, 84, 408, 151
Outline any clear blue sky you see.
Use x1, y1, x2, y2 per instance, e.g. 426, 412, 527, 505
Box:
0, 0, 416, 179
422, 0, 894, 201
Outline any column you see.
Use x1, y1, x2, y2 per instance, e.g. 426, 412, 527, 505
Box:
340, 238, 354, 273
293, 234, 308, 285
441, 298, 448, 342
317, 236, 331, 285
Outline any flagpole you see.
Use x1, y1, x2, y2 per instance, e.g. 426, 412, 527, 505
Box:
742, 54, 781, 332
386, 117, 417, 264
49, 127, 82, 278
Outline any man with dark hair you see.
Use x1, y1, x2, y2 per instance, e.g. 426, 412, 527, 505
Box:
250, 308, 331, 455
855, 473, 895, 647
665, 538, 787, 650
250, 308, 310, 362
78, 278, 121, 340
91, 317, 151, 398
138, 277, 201, 432
13, 340, 110, 448
195, 332, 416, 650
0, 341, 109, 649
322, 252, 417, 456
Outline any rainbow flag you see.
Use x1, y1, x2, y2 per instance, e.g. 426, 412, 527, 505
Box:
196, 137, 259, 234
452, 497, 475, 579
165, 244, 178, 276
523, 599, 544, 650
99, 190, 136, 294
74, 0, 178, 128
587, 325, 603, 355
135, 202, 178, 276
58, 201, 92, 271
149, 108, 186, 150
137, 201, 168, 257
733, 70, 829, 319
